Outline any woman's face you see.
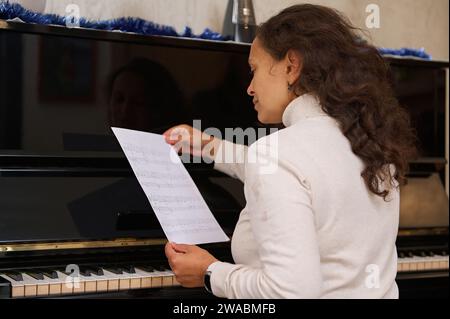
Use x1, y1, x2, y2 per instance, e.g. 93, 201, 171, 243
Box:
109, 72, 153, 130
247, 37, 301, 124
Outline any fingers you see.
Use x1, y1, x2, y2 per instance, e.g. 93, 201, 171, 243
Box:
164, 242, 177, 259
165, 242, 190, 258
163, 126, 183, 139
171, 243, 191, 253
165, 242, 189, 274
163, 125, 192, 145
163, 126, 219, 161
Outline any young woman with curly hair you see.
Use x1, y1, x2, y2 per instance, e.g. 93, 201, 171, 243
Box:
163, 4, 417, 299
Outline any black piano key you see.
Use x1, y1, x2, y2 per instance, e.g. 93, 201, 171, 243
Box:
121, 265, 136, 274
104, 265, 136, 274
3, 271, 23, 282
79, 268, 92, 277
59, 269, 72, 276
103, 267, 123, 275
24, 270, 45, 280
137, 265, 155, 273
157, 265, 169, 271
41, 270, 59, 279
56, 267, 79, 276
90, 267, 104, 276
80, 266, 104, 277
74, 266, 101, 277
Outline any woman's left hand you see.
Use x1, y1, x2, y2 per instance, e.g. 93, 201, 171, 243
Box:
165, 242, 219, 288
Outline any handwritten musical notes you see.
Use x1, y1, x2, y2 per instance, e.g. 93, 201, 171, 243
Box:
111, 127, 229, 245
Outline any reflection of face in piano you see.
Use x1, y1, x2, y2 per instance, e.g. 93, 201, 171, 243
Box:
109, 71, 155, 131
107, 58, 186, 133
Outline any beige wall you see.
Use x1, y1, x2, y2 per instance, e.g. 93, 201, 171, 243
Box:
255, 0, 449, 61
37, 0, 449, 61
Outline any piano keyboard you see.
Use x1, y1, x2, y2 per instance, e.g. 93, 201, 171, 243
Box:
0, 265, 181, 298
1, 250, 448, 298
397, 251, 449, 273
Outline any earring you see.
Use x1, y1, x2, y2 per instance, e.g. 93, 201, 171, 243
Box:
288, 83, 293, 91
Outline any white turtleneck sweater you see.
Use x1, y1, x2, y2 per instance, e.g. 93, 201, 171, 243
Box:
208, 94, 400, 299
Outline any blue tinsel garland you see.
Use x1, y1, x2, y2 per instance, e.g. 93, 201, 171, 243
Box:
378, 47, 431, 60
0, 1, 230, 41
0, 1, 432, 59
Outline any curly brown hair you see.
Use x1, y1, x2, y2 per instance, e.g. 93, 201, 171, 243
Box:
257, 4, 418, 200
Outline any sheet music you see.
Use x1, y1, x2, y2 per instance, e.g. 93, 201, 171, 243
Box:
111, 127, 229, 245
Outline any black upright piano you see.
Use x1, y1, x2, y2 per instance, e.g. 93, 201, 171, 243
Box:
0, 20, 448, 299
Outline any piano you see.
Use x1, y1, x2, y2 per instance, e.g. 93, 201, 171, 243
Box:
391, 58, 449, 298
0, 20, 448, 299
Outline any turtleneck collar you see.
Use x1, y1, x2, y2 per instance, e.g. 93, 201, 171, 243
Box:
282, 94, 327, 127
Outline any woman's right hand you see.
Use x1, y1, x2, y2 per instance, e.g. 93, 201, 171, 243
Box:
163, 125, 222, 162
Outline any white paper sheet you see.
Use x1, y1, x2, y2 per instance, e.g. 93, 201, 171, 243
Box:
111, 127, 229, 245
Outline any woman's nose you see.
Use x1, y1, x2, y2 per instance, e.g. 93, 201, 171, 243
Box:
247, 81, 255, 96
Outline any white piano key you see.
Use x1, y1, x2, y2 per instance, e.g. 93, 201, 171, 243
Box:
46, 271, 91, 295
34, 274, 60, 296
34, 272, 65, 296
56, 271, 77, 295
134, 268, 154, 289
134, 267, 167, 288
2, 266, 180, 298
100, 269, 122, 292
397, 255, 449, 272
110, 269, 148, 290
117, 268, 154, 290
87, 273, 108, 292
29, 275, 61, 296
124, 271, 143, 289
79, 274, 97, 294
160, 269, 175, 287
20, 274, 43, 297
101, 269, 132, 292
0, 274, 25, 298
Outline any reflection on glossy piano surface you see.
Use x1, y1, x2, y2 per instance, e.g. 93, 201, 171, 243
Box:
0, 20, 448, 299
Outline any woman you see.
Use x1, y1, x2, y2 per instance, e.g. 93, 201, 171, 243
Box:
163, 4, 416, 299
107, 58, 187, 133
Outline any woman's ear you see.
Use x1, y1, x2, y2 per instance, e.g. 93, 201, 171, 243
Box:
286, 49, 302, 82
